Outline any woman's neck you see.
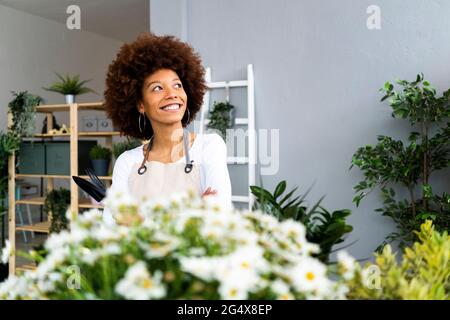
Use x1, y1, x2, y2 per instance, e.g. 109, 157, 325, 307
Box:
150, 123, 185, 154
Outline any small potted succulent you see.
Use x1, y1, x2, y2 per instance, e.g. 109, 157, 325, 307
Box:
43, 73, 97, 104
89, 145, 112, 177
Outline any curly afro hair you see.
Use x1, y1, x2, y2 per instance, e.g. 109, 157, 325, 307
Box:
104, 32, 207, 140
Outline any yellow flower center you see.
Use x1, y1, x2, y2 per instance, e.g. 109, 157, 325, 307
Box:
142, 278, 153, 289
306, 272, 315, 281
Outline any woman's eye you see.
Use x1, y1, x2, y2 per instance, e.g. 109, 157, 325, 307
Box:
152, 85, 162, 92
174, 83, 182, 88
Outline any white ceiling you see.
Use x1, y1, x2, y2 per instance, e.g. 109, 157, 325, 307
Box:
0, 0, 149, 42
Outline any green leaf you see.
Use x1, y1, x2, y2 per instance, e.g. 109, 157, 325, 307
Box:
273, 180, 286, 199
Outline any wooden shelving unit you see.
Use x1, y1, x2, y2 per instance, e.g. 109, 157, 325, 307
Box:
7, 102, 113, 275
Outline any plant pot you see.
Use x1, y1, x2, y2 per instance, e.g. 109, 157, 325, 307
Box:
91, 159, 110, 177
65, 94, 75, 104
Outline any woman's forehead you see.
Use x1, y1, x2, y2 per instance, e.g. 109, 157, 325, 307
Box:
145, 68, 180, 83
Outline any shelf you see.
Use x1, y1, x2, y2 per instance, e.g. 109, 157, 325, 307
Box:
15, 196, 105, 209
204, 118, 248, 126
16, 263, 37, 273
16, 174, 112, 180
79, 198, 104, 209
227, 157, 249, 164
35, 102, 104, 113
16, 197, 45, 205
34, 131, 120, 138
16, 221, 50, 233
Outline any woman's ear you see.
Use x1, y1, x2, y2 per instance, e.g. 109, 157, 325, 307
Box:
137, 101, 144, 114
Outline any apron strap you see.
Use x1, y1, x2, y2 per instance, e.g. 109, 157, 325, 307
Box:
183, 129, 194, 173
137, 129, 193, 175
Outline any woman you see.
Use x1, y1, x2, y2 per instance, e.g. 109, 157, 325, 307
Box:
103, 33, 232, 220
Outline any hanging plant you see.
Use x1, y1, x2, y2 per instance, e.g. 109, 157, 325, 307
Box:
8, 91, 43, 138
207, 101, 235, 139
44, 188, 71, 234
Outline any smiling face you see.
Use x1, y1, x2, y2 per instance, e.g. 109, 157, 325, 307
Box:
138, 68, 188, 126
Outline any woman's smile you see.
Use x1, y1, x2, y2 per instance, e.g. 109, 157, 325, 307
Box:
160, 103, 182, 112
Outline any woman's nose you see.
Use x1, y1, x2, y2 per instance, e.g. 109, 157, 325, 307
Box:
165, 87, 178, 99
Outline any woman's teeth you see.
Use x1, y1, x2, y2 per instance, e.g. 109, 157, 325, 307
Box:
162, 104, 180, 111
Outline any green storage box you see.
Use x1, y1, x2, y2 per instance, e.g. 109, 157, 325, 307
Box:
18, 142, 46, 174
46, 141, 97, 175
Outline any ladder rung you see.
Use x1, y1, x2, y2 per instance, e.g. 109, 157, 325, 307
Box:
227, 157, 248, 164
232, 195, 250, 203
203, 118, 248, 126
208, 80, 248, 89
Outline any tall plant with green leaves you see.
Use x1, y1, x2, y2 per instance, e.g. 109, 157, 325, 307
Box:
250, 181, 353, 263
351, 74, 450, 248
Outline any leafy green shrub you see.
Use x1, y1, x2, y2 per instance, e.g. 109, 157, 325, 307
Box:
250, 181, 353, 263
342, 221, 450, 300
351, 74, 450, 248
89, 145, 112, 160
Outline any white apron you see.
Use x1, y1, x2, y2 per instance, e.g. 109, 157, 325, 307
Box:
128, 129, 202, 201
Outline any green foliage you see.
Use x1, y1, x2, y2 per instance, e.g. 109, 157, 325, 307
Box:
207, 101, 235, 139
44, 188, 71, 234
351, 74, 450, 247
345, 221, 450, 300
43, 73, 96, 96
112, 138, 142, 159
0, 132, 20, 198
8, 91, 42, 138
250, 181, 353, 263
89, 145, 112, 160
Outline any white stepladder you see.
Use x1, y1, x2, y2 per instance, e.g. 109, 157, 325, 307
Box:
198, 64, 256, 210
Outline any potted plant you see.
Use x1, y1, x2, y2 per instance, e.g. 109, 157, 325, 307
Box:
351, 74, 450, 249
207, 101, 235, 139
8, 91, 43, 138
250, 180, 353, 263
44, 188, 71, 234
112, 138, 142, 160
89, 145, 112, 177
43, 73, 97, 104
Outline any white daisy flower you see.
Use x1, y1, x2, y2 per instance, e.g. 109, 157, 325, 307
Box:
336, 250, 357, 280
115, 261, 166, 300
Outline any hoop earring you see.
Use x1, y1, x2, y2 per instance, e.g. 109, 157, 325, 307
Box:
138, 113, 146, 134
183, 108, 190, 126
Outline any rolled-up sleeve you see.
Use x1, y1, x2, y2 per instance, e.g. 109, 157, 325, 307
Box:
200, 134, 233, 209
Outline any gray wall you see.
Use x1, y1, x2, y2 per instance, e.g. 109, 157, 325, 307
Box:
0, 4, 123, 190
150, 0, 450, 260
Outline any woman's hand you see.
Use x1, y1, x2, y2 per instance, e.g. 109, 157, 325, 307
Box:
202, 187, 217, 198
